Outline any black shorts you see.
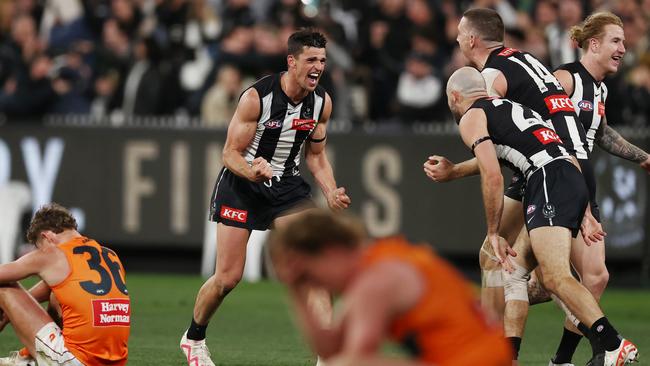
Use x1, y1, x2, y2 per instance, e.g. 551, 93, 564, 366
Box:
523, 159, 589, 237
578, 158, 600, 222
208, 168, 314, 230
504, 171, 526, 202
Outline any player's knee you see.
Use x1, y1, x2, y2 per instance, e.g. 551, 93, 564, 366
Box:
582, 268, 609, 297
540, 274, 572, 295
0, 282, 20, 303
503, 262, 530, 302
214, 271, 243, 294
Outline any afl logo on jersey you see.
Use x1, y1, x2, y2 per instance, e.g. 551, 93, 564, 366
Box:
578, 100, 593, 111
497, 47, 518, 56
264, 119, 283, 129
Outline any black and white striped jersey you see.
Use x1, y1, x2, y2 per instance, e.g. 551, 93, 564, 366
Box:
468, 97, 572, 179
482, 47, 590, 159
556, 62, 608, 153
243, 73, 327, 178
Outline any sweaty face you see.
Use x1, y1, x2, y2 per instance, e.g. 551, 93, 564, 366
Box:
290, 46, 326, 92
594, 24, 626, 75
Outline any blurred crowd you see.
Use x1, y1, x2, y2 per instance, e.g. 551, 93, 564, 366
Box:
1, 0, 650, 127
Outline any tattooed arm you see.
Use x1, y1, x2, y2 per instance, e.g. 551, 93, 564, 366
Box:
596, 116, 650, 172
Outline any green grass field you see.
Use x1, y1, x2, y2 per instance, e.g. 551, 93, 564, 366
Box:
1, 274, 648, 365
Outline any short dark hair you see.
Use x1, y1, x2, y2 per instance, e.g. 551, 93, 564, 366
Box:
26, 203, 78, 245
269, 209, 365, 258
463, 8, 505, 43
287, 28, 327, 56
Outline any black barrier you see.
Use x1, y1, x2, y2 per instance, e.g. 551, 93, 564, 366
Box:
0, 124, 648, 261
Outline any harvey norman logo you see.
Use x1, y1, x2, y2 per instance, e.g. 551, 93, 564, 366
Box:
92, 299, 130, 327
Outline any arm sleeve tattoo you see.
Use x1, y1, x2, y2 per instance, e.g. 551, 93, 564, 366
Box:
597, 125, 649, 163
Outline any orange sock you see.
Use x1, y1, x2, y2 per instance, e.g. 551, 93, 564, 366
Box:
18, 347, 31, 358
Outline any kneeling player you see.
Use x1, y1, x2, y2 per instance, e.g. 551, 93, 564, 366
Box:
270, 209, 512, 366
0, 203, 130, 366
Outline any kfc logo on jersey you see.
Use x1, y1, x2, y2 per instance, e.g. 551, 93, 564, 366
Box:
220, 206, 248, 223
497, 48, 518, 57
544, 95, 574, 113
291, 119, 316, 131
264, 119, 283, 129
598, 102, 605, 116
92, 299, 130, 327
533, 128, 563, 145
578, 100, 593, 111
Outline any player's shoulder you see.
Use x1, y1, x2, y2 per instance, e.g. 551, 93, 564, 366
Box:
246, 73, 278, 99
555, 61, 581, 73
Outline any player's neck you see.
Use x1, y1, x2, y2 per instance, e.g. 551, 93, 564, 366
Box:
475, 44, 502, 70
54, 230, 82, 245
281, 72, 309, 103
581, 56, 607, 82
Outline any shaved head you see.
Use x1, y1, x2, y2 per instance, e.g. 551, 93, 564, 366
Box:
447, 67, 486, 96
446, 67, 488, 122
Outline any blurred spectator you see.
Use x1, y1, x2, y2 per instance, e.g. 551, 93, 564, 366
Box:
396, 52, 443, 123
546, 0, 583, 68
122, 37, 162, 116
1, 0, 649, 126
201, 64, 246, 127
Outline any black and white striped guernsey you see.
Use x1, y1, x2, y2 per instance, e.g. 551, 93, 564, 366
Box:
482, 47, 589, 159
244, 73, 326, 178
468, 97, 572, 179
556, 62, 608, 154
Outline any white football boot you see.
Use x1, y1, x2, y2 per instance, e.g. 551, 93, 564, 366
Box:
180, 331, 216, 366
548, 360, 574, 366
603, 339, 639, 366
0, 350, 35, 366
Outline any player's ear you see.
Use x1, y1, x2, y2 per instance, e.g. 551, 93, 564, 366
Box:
287, 54, 296, 69
589, 37, 599, 53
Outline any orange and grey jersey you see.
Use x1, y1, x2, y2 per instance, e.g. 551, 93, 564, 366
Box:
51, 237, 130, 366
243, 73, 326, 178
556, 61, 608, 153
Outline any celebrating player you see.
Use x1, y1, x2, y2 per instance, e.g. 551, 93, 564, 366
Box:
446, 66, 639, 366
536, 12, 650, 366
422, 8, 603, 361
270, 209, 512, 366
180, 29, 350, 366
0, 203, 130, 366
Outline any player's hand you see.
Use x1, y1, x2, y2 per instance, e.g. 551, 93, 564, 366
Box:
423, 155, 455, 182
0, 311, 9, 332
250, 157, 273, 183
640, 156, 650, 173
581, 212, 606, 245
488, 234, 517, 273
327, 187, 351, 211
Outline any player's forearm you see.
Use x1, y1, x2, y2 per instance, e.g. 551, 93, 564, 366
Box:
481, 173, 504, 235
597, 125, 649, 163
306, 152, 337, 196
223, 149, 256, 181
289, 289, 342, 358
452, 158, 480, 179
29, 280, 51, 303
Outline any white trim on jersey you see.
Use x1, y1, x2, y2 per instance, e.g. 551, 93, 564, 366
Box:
270, 103, 301, 175
565, 114, 589, 159
494, 144, 533, 177
244, 92, 274, 163
290, 93, 325, 175
541, 166, 553, 226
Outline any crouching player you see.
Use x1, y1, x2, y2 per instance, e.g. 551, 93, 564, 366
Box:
0, 203, 130, 365
270, 209, 512, 366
